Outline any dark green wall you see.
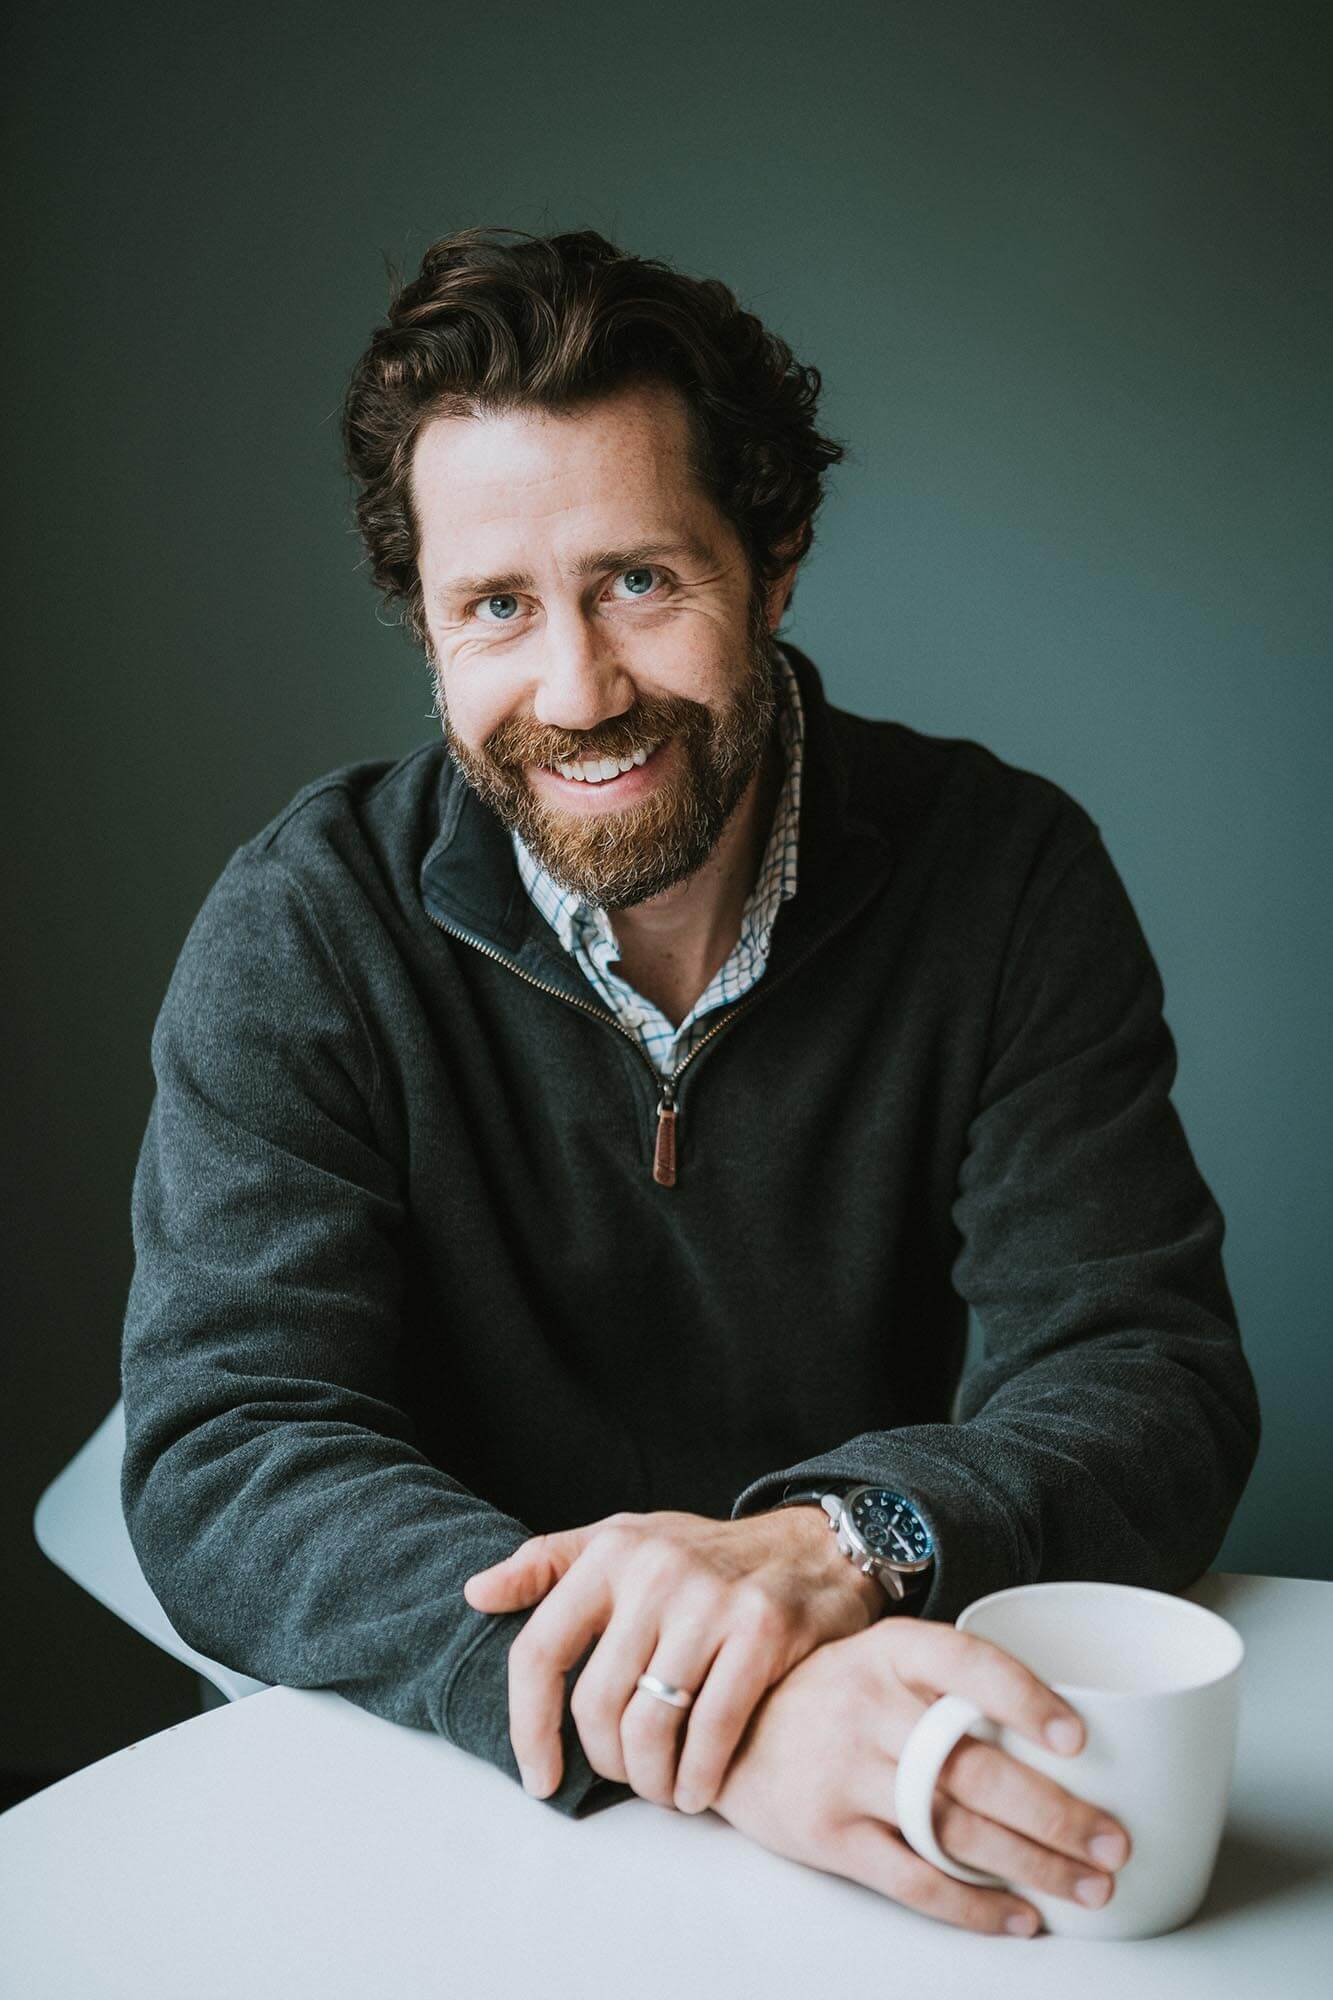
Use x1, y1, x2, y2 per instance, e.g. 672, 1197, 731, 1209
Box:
5, 0, 1328, 1781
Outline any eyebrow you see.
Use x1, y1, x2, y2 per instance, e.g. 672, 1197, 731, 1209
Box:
434, 537, 714, 607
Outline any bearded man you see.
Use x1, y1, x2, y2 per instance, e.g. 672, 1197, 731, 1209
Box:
120, 226, 1259, 1938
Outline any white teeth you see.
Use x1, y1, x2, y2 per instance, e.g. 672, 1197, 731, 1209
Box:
552, 740, 660, 784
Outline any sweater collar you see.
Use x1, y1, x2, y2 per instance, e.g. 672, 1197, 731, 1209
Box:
419, 642, 893, 1003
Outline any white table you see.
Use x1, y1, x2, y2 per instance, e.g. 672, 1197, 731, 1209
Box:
3, 1573, 1330, 1998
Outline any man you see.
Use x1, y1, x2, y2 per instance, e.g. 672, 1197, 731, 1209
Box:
120, 226, 1259, 1938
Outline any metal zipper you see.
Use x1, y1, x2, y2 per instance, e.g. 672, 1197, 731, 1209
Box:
424, 904, 792, 1187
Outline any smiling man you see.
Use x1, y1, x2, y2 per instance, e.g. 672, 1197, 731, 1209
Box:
120, 226, 1259, 1938
414, 378, 794, 1035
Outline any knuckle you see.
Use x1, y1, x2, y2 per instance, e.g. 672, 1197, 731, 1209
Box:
679, 1706, 730, 1747
942, 1736, 1002, 1810
934, 1801, 974, 1857
678, 1573, 729, 1621
1034, 1793, 1076, 1850
964, 1892, 1019, 1935
879, 1827, 1015, 1936
1033, 1847, 1082, 1898
634, 1538, 688, 1588
1065, 1801, 1104, 1850
934, 1624, 979, 1668
907, 1872, 1003, 1934
567, 1677, 603, 1729
621, 1697, 671, 1745
732, 1600, 784, 1648
899, 1865, 954, 1919
508, 1632, 547, 1674
962, 1626, 1013, 1672
674, 1758, 720, 1807
584, 1742, 626, 1782
734, 1588, 784, 1640
593, 1521, 637, 1561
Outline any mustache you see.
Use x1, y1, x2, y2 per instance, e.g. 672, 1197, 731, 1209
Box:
484, 696, 709, 772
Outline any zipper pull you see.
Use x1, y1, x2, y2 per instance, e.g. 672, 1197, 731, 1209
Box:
653, 1079, 678, 1187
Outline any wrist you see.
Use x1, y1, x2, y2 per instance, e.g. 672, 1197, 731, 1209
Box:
773, 1501, 886, 1625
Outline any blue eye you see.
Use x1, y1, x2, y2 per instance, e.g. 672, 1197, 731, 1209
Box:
467, 567, 664, 625
477, 594, 521, 622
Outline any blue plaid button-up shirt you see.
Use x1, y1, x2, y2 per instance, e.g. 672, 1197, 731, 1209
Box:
512, 644, 805, 1078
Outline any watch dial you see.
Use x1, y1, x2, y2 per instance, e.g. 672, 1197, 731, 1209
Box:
850, 1489, 933, 1564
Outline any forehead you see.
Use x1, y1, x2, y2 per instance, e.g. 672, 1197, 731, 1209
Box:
410, 379, 717, 553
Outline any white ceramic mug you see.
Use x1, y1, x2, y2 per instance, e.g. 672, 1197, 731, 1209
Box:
893, 1581, 1244, 1939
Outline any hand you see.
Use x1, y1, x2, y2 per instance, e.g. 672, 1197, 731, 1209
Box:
462, 1507, 884, 1810
708, 1617, 1133, 1938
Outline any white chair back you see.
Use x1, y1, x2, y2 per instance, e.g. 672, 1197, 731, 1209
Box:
34, 1400, 268, 1703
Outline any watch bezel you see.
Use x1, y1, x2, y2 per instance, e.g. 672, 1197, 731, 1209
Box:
839, 1484, 935, 1578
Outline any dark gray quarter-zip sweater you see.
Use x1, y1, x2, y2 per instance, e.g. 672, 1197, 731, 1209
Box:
119, 643, 1260, 1818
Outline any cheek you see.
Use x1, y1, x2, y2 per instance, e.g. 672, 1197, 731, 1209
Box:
435, 668, 508, 750
627, 612, 735, 701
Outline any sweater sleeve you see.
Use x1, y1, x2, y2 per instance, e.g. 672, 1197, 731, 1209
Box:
119, 847, 630, 1818
729, 811, 1261, 1621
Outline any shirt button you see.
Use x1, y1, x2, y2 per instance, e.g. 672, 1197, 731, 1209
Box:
624, 1009, 645, 1027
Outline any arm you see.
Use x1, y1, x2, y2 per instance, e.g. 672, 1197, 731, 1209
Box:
729, 809, 1261, 1619
119, 848, 627, 1817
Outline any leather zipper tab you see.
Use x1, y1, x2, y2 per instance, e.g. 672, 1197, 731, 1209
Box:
653, 1082, 678, 1187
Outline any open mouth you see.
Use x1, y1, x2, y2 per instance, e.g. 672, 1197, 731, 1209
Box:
549, 738, 662, 784
535, 737, 669, 799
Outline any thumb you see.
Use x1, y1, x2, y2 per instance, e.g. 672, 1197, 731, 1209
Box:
462, 1526, 595, 1610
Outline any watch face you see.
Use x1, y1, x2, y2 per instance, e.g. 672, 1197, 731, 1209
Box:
850, 1488, 933, 1566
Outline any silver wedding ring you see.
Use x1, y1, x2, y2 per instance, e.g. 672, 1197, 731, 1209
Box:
635, 1672, 695, 1710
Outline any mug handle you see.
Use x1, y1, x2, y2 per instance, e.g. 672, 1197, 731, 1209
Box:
894, 1694, 1007, 1887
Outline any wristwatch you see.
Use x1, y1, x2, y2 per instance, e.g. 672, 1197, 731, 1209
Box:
773, 1482, 935, 1610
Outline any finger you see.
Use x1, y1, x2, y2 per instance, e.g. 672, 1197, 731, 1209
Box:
672, 1633, 785, 1815
619, 1625, 722, 1810
838, 1820, 1041, 1937
464, 1526, 599, 1611
507, 1561, 612, 1797
939, 1736, 1132, 1874
882, 1623, 1085, 1756
568, 1600, 665, 1787
933, 1798, 1117, 1911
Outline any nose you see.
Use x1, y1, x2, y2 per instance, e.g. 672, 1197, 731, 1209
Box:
529, 603, 635, 738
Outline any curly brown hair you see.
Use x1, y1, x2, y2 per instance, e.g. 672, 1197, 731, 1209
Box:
340, 225, 846, 653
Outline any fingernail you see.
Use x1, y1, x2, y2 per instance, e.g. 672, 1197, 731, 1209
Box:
1005, 1910, 1039, 1937
1044, 1717, 1082, 1754
1089, 1830, 1128, 1869
675, 1791, 703, 1815
1075, 1876, 1111, 1908
520, 1766, 549, 1797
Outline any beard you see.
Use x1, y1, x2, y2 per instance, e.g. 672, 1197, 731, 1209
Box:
430, 590, 781, 912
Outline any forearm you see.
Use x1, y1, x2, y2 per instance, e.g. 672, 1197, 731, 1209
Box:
734, 1372, 1253, 1625
121, 850, 629, 1817
735, 819, 1260, 1619
122, 1304, 630, 1816
731, 1261, 1258, 1622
